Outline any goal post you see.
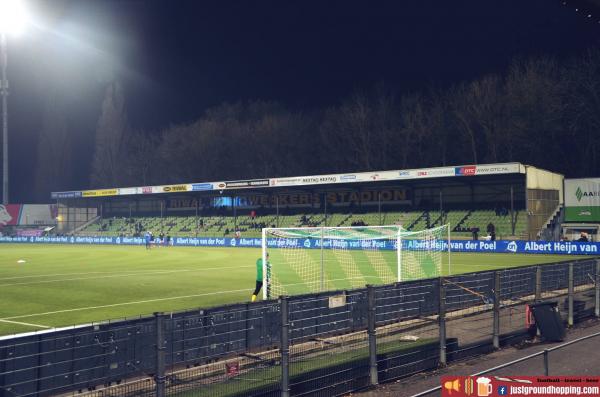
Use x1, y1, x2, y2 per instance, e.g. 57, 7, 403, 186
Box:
262, 224, 450, 299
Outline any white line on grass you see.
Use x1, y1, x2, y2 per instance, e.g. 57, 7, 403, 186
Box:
0, 319, 51, 329
0, 265, 253, 287
0, 271, 114, 281
1, 288, 254, 321
0, 264, 256, 281
0, 270, 189, 281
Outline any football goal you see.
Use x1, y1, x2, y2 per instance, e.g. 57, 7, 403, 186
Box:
261, 224, 450, 299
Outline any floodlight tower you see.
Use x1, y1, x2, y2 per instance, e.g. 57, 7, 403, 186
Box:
0, 0, 28, 205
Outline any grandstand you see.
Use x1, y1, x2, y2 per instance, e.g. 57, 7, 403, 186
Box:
75, 209, 528, 239
52, 162, 561, 241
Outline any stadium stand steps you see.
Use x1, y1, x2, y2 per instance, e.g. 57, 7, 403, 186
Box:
457, 210, 472, 231
407, 212, 426, 231
76, 208, 527, 239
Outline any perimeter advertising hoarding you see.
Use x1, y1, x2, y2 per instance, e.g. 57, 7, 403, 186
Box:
50, 162, 524, 199
224, 179, 270, 189
118, 187, 137, 195
82, 189, 119, 197
0, 204, 20, 226
51, 191, 82, 199
160, 184, 189, 193
137, 185, 192, 194
565, 178, 600, 222
0, 236, 597, 255
0, 204, 57, 227
270, 163, 522, 188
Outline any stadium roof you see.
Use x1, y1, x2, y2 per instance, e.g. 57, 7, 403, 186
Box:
51, 162, 526, 200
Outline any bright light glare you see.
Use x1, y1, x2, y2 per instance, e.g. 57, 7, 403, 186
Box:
0, 0, 29, 36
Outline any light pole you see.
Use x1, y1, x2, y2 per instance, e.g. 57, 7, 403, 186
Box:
1, 32, 8, 205
0, 0, 28, 205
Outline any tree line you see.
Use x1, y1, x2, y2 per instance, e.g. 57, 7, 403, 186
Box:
35, 48, 600, 199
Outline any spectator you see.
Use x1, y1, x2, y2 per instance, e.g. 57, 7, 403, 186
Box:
471, 227, 479, 240
577, 232, 589, 242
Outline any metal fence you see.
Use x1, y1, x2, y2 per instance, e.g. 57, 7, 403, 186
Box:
0, 258, 598, 397
411, 330, 600, 397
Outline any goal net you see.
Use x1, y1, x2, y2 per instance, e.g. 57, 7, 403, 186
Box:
261, 224, 450, 299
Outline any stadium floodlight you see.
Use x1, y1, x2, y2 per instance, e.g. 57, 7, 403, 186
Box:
0, 0, 29, 36
1, 0, 29, 204
261, 224, 451, 299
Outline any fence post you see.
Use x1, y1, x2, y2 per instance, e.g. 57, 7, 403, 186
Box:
595, 260, 600, 318
535, 266, 542, 301
439, 278, 447, 366
155, 312, 166, 397
568, 263, 574, 327
280, 296, 290, 397
493, 271, 500, 349
367, 285, 378, 386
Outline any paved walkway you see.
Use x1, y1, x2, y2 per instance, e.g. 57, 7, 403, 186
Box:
350, 318, 600, 397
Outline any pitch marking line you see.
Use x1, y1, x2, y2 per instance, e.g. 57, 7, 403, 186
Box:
1, 288, 254, 321
0, 319, 51, 329
0, 265, 253, 287
0, 264, 255, 281
0, 271, 111, 281
0, 269, 199, 281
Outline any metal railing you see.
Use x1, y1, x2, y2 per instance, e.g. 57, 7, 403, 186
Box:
0, 258, 598, 397
411, 330, 600, 397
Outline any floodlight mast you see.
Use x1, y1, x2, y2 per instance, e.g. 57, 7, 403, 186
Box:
1, 32, 8, 205
0, 0, 28, 204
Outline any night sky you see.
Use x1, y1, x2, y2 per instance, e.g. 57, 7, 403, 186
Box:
5, 0, 600, 202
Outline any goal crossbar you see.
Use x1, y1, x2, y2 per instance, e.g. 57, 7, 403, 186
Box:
261, 224, 450, 299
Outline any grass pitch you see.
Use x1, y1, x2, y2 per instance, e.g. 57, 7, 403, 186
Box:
0, 244, 588, 336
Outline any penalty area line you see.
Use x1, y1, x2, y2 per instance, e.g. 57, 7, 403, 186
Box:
0, 319, 52, 329
2, 288, 254, 321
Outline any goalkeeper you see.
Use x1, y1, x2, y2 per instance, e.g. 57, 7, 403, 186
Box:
251, 253, 270, 302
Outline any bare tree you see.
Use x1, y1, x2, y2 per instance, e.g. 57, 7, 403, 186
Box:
561, 49, 600, 176
504, 57, 565, 170
90, 81, 129, 188
34, 90, 72, 200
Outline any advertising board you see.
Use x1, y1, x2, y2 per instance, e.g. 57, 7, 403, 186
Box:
565, 178, 600, 222
50, 163, 525, 199
82, 189, 118, 197
1, 236, 597, 255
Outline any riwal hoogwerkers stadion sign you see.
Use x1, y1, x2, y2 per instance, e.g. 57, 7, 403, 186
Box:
565, 178, 600, 222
